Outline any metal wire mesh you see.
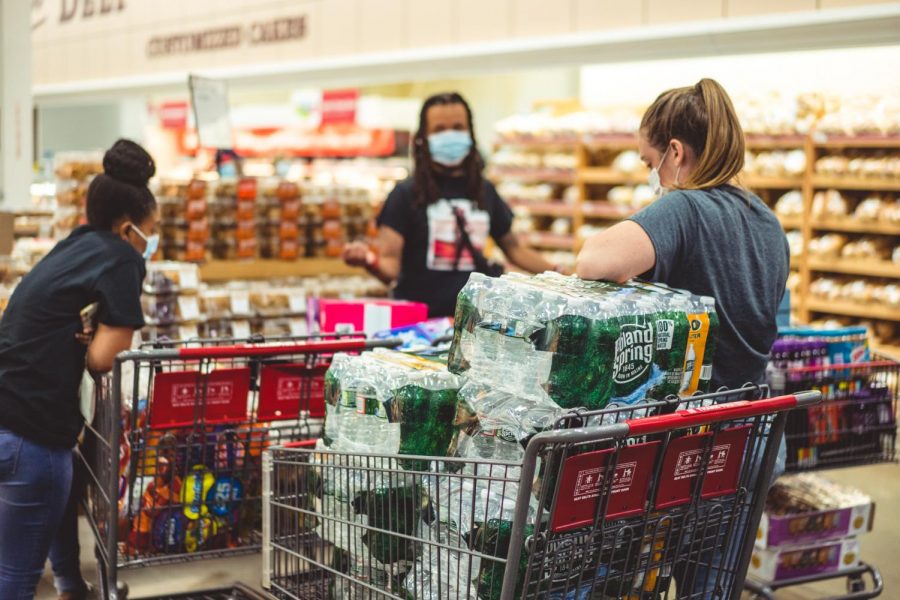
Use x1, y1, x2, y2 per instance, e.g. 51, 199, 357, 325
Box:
77, 334, 390, 599
263, 385, 793, 600
769, 355, 898, 471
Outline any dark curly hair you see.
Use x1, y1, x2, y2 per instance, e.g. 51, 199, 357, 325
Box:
86, 139, 157, 231
413, 92, 485, 210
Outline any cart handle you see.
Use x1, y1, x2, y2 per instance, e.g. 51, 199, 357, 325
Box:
120, 337, 401, 361
784, 359, 896, 374
282, 439, 319, 449
624, 391, 821, 436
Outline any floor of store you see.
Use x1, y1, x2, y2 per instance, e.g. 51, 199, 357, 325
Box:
36, 464, 897, 600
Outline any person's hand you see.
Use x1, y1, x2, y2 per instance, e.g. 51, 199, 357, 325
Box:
76, 326, 95, 347
342, 241, 375, 268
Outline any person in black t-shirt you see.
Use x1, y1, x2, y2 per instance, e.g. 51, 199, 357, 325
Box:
343, 92, 558, 318
0, 139, 159, 600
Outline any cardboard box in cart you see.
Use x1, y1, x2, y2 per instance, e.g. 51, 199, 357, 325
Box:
756, 501, 875, 549
748, 537, 862, 583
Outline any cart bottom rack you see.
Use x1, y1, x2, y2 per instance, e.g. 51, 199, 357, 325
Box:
745, 562, 884, 600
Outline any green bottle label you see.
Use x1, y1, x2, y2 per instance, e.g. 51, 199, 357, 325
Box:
612, 322, 654, 385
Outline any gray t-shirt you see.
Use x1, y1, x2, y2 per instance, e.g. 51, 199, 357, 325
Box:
630, 185, 789, 389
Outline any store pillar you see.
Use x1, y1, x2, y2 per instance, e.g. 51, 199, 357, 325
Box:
0, 0, 33, 210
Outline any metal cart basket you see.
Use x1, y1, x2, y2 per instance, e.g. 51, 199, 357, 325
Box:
262, 385, 820, 600
769, 355, 898, 472
78, 334, 398, 600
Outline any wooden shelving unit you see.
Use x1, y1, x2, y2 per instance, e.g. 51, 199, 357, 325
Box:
808, 258, 899, 279
806, 298, 899, 322
200, 258, 363, 282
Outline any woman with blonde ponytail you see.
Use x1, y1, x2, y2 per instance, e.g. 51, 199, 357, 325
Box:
577, 78, 789, 595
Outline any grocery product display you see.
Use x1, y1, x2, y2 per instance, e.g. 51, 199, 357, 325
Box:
157, 177, 376, 263
140, 261, 387, 342
768, 326, 897, 471
53, 152, 103, 238
749, 474, 874, 584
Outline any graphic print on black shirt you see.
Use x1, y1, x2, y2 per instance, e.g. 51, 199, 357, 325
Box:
426, 199, 490, 272
377, 175, 513, 318
0, 226, 146, 448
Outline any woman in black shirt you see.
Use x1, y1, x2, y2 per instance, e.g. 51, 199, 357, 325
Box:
0, 139, 159, 599
343, 92, 557, 317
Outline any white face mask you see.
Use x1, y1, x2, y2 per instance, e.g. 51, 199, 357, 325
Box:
648, 147, 670, 198
131, 224, 160, 261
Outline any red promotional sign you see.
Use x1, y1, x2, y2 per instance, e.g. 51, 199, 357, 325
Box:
700, 425, 751, 500
552, 441, 660, 533
159, 101, 189, 129
321, 89, 358, 125
150, 368, 251, 429
655, 426, 752, 510
257, 364, 327, 421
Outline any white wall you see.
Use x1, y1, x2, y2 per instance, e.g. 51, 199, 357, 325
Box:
580, 45, 900, 107
38, 104, 124, 154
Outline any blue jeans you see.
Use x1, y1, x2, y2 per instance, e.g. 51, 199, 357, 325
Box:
0, 426, 77, 599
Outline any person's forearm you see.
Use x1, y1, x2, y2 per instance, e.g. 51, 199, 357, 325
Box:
508, 245, 555, 274
366, 255, 401, 286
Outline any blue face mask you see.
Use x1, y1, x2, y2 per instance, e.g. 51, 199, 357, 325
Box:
131, 224, 160, 261
428, 130, 473, 167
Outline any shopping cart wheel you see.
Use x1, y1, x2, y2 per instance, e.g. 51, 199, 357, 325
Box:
849, 575, 866, 593
116, 580, 129, 599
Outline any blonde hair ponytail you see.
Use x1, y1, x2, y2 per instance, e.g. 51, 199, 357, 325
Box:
640, 78, 745, 190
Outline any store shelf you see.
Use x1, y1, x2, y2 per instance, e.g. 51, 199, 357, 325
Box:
743, 175, 804, 189
874, 341, 900, 361
808, 258, 899, 279
508, 200, 575, 217
582, 201, 639, 220
524, 232, 576, 250
494, 136, 579, 149
199, 259, 364, 282
579, 167, 648, 185
745, 135, 808, 149
811, 219, 900, 236
812, 175, 900, 192
582, 134, 639, 150
488, 168, 576, 184
815, 135, 900, 150
806, 298, 900, 322
778, 215, 803, 230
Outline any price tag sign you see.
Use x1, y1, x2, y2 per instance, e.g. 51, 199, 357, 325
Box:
231, 320, 251, 339
178, 296, 201, 321
231, 291, 251, 315
179, 268, 199, 290
289, 319, 308, 336
288, 290, 306, 314
179, 324, 199, 341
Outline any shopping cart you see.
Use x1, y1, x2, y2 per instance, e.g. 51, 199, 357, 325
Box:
740, 355, 897, 599
78, 334, 399, 600
262, 385, 820, 600
768, 354, 898, 471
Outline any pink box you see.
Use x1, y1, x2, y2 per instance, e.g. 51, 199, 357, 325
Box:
309, 298, 428, 337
